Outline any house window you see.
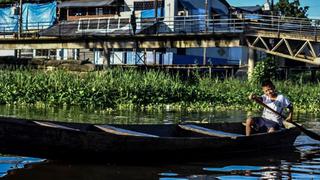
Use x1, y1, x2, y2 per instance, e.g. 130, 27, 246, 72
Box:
49, 50, 56, 56
88, 7, 96, 15
103, 7, 116, 14
36, 49, 49, 57
96, 8, 103, 15
134, 0, 164, 11
69, 8, 86, 16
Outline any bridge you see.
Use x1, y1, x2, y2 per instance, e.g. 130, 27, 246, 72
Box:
0, 14, 320, 76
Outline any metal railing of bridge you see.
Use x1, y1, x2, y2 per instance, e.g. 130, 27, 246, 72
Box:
244, 14, 320, 36
75, 15, 245, 35
0, 21, 55, 38
0, 14, 319, 38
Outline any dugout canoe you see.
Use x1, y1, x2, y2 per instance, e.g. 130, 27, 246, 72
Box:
0, 116, 300, 162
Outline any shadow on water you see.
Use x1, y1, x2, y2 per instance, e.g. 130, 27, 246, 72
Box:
3, 137, 320, 180
3, 138, 320, 180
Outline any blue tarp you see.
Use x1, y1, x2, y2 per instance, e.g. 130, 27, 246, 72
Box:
141, 8, 164, 18
0, 2, 56, 32
0, 7, 18, 32
23, 2, 57, 30
192, 8, 205, 15
244, 14, 261, 20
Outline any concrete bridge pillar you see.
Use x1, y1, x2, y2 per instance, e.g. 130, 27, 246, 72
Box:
248, 48, 256, 80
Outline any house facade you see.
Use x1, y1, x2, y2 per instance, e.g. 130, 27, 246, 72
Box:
0, 0, 247, 67
95, 0, 245, 66
58, 0, 123, 21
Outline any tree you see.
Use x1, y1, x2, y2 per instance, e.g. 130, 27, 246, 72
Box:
274, 0, 309, 18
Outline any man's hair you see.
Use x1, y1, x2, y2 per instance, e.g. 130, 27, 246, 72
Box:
261, 80, 274, 88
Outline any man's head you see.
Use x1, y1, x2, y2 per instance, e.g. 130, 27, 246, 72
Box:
261, 80, 276, 97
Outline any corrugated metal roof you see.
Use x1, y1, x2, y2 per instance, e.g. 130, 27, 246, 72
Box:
179, 0, 229, 15
179, 0, 231, 9
180, 0, 204, 10
179, 1, 193, 10
58, 0, 115, 8
235, 6, 262, 13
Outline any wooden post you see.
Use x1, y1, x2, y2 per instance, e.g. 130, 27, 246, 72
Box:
102, 47, 110, 68
154, 0, 159, 34
153, 49, 156, 65
248, 48, 255, 80
133, 48, 137, 64
16, 0, 23, 59
205, 0, 208, 32
203, 47, 207, 65
18, 0, 22, 39
144, 48, 147, 65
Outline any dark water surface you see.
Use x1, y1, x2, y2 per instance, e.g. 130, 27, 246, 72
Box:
0, 105, 319, 180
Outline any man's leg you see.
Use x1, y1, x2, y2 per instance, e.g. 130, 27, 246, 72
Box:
268, 127, 275, 133
246, 117, 254, 136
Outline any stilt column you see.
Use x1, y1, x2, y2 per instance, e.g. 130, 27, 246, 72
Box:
102, 47, 110, 68
248, 48, 256, 80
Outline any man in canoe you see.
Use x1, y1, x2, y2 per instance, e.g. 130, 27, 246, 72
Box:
245, 80, 293, 136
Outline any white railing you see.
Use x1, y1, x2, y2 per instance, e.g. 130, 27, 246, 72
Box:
75, 15, 246, 35
0, 14, 319, 38
74, 14, 320, 36
77, 17, 131, 33
242, 13, 320, 35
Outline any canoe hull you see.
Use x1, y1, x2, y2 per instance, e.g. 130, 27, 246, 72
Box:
0, 117, 300, 162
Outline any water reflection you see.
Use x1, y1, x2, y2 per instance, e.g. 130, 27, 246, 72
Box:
0, 105, 249, 124
0, 156, 45, 178
0, 105, 320, 179
2, 137, 320, 180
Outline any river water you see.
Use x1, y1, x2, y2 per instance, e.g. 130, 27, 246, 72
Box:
0, 105, 320, 179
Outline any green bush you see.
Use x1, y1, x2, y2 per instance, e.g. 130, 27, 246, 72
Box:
250, 57, 277, 84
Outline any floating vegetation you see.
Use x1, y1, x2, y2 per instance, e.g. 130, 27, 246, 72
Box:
0, 69, 319, 113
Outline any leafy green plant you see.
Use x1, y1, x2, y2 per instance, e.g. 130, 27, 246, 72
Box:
0, 69, 319, 112
250, 57, 277, 84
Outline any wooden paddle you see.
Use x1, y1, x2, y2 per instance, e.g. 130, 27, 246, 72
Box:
252, 97, 320, 141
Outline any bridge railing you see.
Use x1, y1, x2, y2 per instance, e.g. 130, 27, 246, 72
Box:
74, 15, 245, 36
0, 21, 56, 38
0, 14, 319, 38
243, 13, 320, 36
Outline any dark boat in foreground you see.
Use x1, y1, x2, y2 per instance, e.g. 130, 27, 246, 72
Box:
0, 117, 300, 162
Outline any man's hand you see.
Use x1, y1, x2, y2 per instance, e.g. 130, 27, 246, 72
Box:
249, 93, 257, 100
285, 113, 293, 123
285, 105, 294, 123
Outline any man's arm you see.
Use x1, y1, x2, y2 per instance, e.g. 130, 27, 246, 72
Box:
285, 104, 293, 122
249, 93, 262, 102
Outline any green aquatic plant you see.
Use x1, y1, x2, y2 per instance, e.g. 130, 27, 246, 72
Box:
0, 69, 319, 112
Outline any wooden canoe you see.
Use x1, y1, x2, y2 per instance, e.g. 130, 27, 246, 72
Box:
0, 116, 300, 162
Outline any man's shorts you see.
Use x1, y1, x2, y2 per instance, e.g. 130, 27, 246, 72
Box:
252, 117, 281, 131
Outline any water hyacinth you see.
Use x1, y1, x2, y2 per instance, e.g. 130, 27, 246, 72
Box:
0, 69, 319, 112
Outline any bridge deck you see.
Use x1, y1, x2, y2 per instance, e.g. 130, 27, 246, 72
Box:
0, 14, 319, 64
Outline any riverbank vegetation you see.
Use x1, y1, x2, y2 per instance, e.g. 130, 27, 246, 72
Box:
0, 68, 319, 113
